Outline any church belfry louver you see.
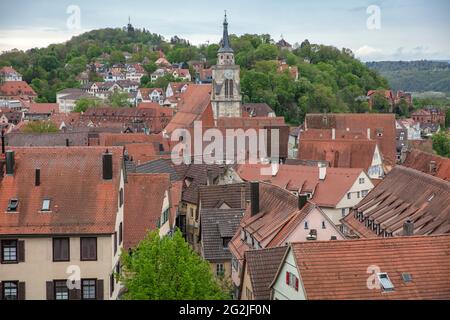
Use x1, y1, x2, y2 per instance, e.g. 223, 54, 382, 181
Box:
211, 12, 242, 119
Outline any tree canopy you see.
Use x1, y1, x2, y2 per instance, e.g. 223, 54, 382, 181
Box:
21, 121, 59, 133
119, 230, 228, 300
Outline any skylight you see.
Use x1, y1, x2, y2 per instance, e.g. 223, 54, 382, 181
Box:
7, 199, 19, 212
41, 199, 51, 212
377, 273, 395, 292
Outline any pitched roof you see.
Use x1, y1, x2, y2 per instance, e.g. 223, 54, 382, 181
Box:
244, 246, 288, 300
0, 81, 36, 97
305, 114, 396, 165
164, 84, 212, 134
288, 235, 450, 300
0, 147, 122, 235
298, 139, 378, 172
200, 208, 244, 261
181, 164, 226, 204
124, 173, 171, 250
216, 117, 285, 128
134, 158, 183, 181
28, 103, 59, 114
236, 164, 367, 207
199, 183, 250, 209
402, 149, 450, 181
5, 132, 89, 147
341, 166, 450, 237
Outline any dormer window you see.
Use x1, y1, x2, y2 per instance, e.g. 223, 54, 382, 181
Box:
7, 199, 19, 212
41, 199, 51, 212
222, 237, 231, 249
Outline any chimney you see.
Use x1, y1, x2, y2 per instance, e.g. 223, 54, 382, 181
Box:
5, 150, 14, 175
298, 194, 308, 210
35, 169, 41, 186
102, 150, 113, 180
429, 161, 437, 174
240, 185, 246, 209
319, 165, 327, 181
271, 163, 279, 177
250, 182, 260, 216
206, 169, 214, 186
367, 128, 371, 140
1, 130, 5, 155
403, 220, 414, 236
65, 138, 70, 147
159, 143, 164, 153
331, 128, 336, 140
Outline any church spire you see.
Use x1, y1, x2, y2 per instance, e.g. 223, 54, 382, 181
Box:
218, 11, 233, 53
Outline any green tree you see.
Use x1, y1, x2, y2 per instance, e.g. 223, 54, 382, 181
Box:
432, 132, 450, 158
73, 97, 102, 113
143, 62, 157, 75
119, 230, 228, 300
108, 91, 131, 108
22, 121, 59, 133
109, 51, 126, 65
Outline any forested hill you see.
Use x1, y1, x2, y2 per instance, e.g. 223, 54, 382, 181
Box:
366, 60, 450, 93
0, 27, 389, 124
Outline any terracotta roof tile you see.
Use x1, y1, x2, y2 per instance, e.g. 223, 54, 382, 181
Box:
0, 147, 122, 235
402, 149, 450, 181
289, 235, 450, 300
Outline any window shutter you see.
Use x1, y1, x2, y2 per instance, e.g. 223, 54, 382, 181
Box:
46, 281, 54, 300
18, 240, 25, 262
96, 280, 104, 300
81, 239, 88, 260
90, 238, 97, 260
295, 277, 299, 291
286, 272, 290, 285
62, 239, 69, 261
0, 282, 3, 300
18, 282, 25, 300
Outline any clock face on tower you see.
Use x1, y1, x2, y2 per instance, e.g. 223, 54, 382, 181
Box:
224, 70, 234, 80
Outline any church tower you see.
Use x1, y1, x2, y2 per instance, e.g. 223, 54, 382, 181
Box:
211, 13, 242, 119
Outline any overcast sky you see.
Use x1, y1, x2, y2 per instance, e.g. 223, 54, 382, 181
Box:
0, 0, 449, 61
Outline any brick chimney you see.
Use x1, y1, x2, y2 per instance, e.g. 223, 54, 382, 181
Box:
250, 182, 260, 216
102, 150, 113, 180
298, 194, 308, 210
429, 161, 437, 174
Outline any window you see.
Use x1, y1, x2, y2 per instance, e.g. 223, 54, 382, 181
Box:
304, 221, 309, 230
1, 240, 17, 263
114, 232, 118, 255
80, 238, 97, 261
322, 221, 326, 229
2, 281, 18, 300
232, 257, 239, 272
119, 223, 123, 245
53, 238, 70, 262
357, 192, 361, 199
162, 208, 169, 225
54, 280, 69, 300
285, 272, 299, 291
222, 237, 231, 249
110, 274, 115, 297
41, 199, 51, 212
240, 230, 246, 241
341, 208, 347, 217
81, 279, 96, 300
189, 208, 194, 218
359, 178, 365, 184
347, 193, 351, 200
216, 263, 225, 276
377, 273, 395, 292
362, 190, 369, 197
7, 198, 19, 212
119, 188, 124, 207
224, 79, 234, 98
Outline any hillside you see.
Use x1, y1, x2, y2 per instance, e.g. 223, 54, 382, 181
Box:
0, 26, 389, 124
366, 60, 450, 93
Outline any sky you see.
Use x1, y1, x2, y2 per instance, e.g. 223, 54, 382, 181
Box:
0, 0, 449, 61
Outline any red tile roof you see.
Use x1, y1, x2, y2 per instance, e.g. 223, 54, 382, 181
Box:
305, 114, 396, 165
0, 81, 36, 97
0, 147, 123, 235
124, 173, 171, 250
298, 139, 378, 172
28, 103, 59, 114
402, 149, 450, 181
164, 84, 213, 134
341, 166, 450, 237
287, 235, 450, 300
236, 164, 367, 208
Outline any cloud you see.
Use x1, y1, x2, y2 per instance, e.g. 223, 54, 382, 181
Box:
355, 45, 383, 58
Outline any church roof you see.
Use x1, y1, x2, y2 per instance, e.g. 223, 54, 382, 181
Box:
218, 13, 234, 54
